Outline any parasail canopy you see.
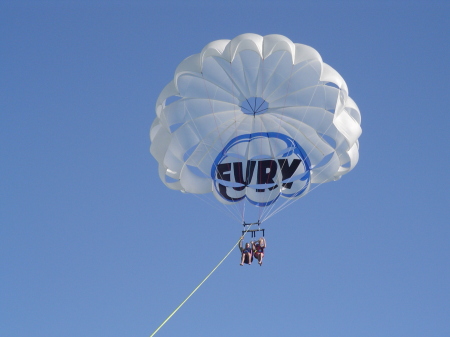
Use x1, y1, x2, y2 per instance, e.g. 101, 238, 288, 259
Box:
150, 33, 361, 221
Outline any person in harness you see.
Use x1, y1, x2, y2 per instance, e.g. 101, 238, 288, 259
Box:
252, 237, 266, 266
239, 236, 253, 265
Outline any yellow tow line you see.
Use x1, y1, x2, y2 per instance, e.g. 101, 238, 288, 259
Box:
149, 233, 249, 337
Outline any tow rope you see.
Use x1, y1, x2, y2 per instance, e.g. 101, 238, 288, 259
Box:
149, 231, 251, 337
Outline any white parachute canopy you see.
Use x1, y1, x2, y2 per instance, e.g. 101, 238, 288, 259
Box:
150, 33, 361, 218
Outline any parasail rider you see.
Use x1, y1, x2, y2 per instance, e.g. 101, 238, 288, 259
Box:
239, 237, 253, 266
252, 237, 266, 266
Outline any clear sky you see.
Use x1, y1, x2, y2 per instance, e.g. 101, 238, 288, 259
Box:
1, 1, 449, 336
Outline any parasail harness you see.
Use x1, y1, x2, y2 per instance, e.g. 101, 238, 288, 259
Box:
242, 220, 265, 238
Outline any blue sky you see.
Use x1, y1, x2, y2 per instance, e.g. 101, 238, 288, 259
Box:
1, 1, 449, 336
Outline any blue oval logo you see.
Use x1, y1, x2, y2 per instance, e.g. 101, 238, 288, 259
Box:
211, 132, 311, 206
